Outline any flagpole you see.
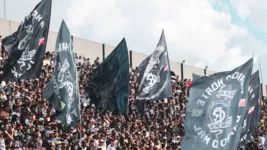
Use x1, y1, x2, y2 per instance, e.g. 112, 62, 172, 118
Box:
78, 118, 81, 139
259, 62, 264, 83
3, 0, 6, 19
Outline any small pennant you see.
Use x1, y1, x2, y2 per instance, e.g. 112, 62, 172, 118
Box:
61, 101, 66, 110
164, 65, 168, 71
39, 37, 45, 45
248, 106, 255, 114
239, 99, 245, 107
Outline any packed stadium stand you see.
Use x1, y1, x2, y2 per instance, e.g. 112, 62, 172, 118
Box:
0, 18, 267, 150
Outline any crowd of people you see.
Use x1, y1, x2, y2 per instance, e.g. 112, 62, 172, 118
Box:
0, 34, 266, 150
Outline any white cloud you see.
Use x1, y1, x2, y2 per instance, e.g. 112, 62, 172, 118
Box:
222, 46, 251, 69
66, 0, 132, 42
154, 7, 244, 66
230, 0, 267, 32
230, 0, 254, 17
66, 0, 267, 75
2, 0, 267, 82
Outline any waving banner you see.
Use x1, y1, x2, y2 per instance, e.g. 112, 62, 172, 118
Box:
43, 21, 80, 127
136, 30, 172, 101
182, 58, 253, 150
1, 0, 51, 81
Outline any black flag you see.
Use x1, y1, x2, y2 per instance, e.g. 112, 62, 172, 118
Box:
239, 70, 260, 147
43, 20, 80, 127
86, 39, 129, 115
248, 71, 261, 136
256, 82, 262, 129
181, 58, 253, 150
1, 0, 51, 81
136, 30, 172, 101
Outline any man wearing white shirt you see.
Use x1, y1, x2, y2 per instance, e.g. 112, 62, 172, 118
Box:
107, 140, 116, 150
98, 139, 106, 150
258, 135, 265, 149
0, 131, 5, 150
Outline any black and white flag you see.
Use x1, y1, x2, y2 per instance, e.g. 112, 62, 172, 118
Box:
1, 0, 51, 81
136, 30, 172, 101
43, 20, 80, 127
239, 70, 260, 147
181, 58, 253, 150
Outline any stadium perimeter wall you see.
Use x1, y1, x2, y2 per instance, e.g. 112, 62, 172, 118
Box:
1, 18, 266, 96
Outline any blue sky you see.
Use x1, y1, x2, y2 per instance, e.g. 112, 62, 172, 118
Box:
0, 0, 267, 83
212, 0, 267, 43
210, 0, 267, 82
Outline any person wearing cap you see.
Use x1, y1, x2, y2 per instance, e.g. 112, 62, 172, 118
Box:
55, 140, 62, 150
61, 141, 68, 150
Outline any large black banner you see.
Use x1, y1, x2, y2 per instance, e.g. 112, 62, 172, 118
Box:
181, 58, 253, 150
239, 71, 260, 147
192, 73, 202, 81
136, 30, 172, 101
43, 20, 80, 127
1, 0, 51, 82
86, 39, 129, 115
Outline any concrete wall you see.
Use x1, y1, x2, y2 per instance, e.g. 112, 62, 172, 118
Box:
73, 36, 103, 62
263, 85, 267, 97
131, 51, 147, 69
46, 30, 57, 52
9, 20, 20, 34
170, 62, 181, 78
0, 18, 266, 96
184, 64, 205, 79
0, 19, 9, 36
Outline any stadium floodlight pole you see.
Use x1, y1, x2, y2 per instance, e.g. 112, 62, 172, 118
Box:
181, 60, 185, 80
3, 0, 6, 19
204, 66, 208, 76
